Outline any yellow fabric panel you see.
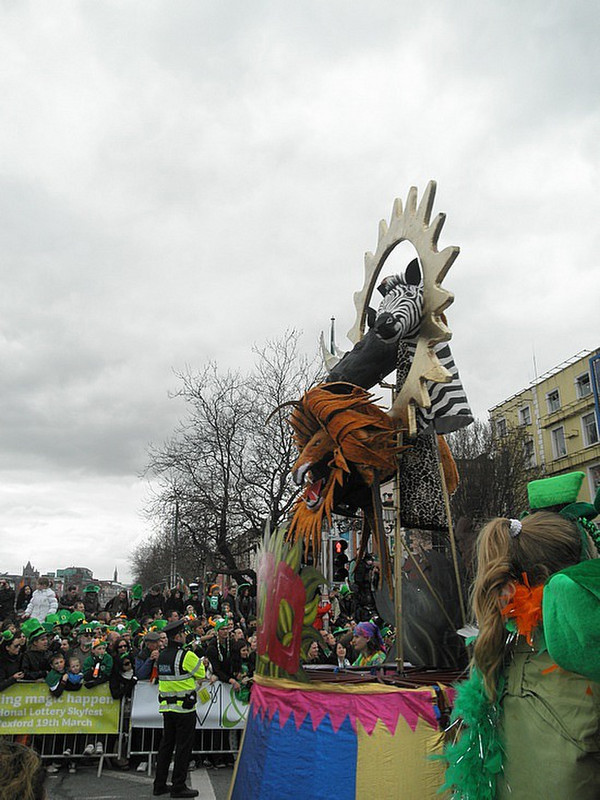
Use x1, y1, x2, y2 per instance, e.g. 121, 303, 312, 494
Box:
255, 673, 449, 699
355, 716, 448, 800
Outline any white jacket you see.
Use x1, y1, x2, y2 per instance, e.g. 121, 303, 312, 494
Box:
25, 588, 58, 621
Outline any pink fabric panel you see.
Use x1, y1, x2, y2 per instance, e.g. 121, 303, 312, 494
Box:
251, 683, 439, 735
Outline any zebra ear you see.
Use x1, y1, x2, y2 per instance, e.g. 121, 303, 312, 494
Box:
404, 258, 421, 286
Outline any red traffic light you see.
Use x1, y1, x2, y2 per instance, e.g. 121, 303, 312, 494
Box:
334, 540, 348, 555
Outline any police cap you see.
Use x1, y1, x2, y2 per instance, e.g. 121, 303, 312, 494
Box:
164, 618, 186, 636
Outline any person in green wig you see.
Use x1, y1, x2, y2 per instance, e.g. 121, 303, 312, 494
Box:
443, 471, 600, 799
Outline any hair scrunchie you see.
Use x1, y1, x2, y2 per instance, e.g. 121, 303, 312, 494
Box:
509, 519, 522, 538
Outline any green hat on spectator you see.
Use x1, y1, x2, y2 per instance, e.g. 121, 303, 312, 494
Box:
69, 611, 85, 626
151, 620, 167, 631
83, 584, 100, 593
214, 619, 229, 632
127, 619, 141, 635
45, 613, 59, 626
80, 624, 94, 635
131, 584, 143, 601
57, 610, 71, 625
1, 630, 15, 643
21, 619, 47, 642
339, 584, 352, 597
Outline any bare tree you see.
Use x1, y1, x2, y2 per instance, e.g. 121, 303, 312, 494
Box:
447, 418, 543, 577
132, 331, 317, 587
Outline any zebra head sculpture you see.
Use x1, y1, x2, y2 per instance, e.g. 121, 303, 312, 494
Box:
326, 257, 424, 392
322, 181, 472, 437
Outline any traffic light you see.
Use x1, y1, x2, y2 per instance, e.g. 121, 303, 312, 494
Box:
333, 539, 349, 582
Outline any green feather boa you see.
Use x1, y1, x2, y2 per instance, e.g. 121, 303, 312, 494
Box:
438, 669, 504, 799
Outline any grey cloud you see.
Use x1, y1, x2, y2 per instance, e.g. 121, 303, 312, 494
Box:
0, 0, 599, 576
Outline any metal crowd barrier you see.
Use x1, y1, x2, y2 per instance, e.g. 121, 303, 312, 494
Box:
1, 696, 129, 777
127, 720, 240, 775
0, 688, 241, 778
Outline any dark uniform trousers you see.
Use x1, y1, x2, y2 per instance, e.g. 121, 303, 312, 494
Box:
154, 710, 197, 791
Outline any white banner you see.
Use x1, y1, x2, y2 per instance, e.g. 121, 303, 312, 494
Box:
130, 681, 249, 730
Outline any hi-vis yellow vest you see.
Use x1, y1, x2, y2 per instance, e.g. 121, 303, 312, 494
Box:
157, 645, 205, 714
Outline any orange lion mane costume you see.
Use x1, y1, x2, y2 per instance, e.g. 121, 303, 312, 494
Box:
288, 383, 403, 553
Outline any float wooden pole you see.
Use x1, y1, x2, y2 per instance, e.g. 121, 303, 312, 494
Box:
394, 437, 404, 674
437, 453, 467, 627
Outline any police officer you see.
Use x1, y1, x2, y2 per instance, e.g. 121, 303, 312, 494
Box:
153, 619, 205, 798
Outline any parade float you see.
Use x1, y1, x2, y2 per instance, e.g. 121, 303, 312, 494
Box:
229, 182, 472, 800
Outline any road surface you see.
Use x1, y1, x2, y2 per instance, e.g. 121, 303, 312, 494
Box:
46, 763, 234, 799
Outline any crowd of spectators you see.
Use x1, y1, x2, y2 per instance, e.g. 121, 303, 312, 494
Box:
0, 570, 395, 779
0, 576, 258, 774
301, 584, 394, 669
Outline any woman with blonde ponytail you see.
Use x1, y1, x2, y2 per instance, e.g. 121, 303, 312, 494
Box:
443, 508, 600, 800
472, 512, 582, 701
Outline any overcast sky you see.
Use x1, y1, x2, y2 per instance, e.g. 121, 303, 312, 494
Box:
1, 1, 599, 583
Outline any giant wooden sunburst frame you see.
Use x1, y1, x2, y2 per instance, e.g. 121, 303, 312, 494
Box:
346, 180, 459, 436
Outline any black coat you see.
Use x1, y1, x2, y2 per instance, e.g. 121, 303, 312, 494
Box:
15, 588, 32, 613
205, 638, 235, 683
83, 593, 100, 616
0, 647, 22, 691
58, 592, 82, 610
21, 648, 49, 680
0, 586, 15, 619
164, 594, 185, 616
139, 593, 164, 618
105, 595, 130, 615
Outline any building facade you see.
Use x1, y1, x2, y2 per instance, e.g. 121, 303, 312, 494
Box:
489, 349, 600, 503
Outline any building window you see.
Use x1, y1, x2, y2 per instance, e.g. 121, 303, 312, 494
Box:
589, 464, 600, 496
546, 389, 561, 414
523, 438, 536, 468
551, 426, 567, 459
496, 418, 507, 438
582, 412, 599, 447
519, 406, 531, 426
575, 372, 592, 399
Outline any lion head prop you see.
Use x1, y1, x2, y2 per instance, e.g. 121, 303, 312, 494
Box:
287, 382, 404, 555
